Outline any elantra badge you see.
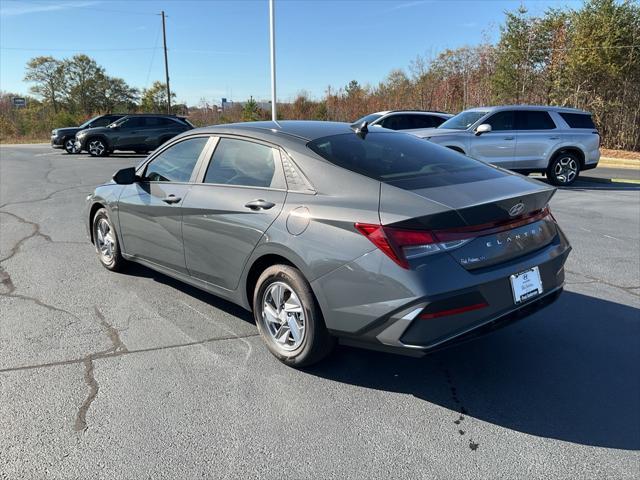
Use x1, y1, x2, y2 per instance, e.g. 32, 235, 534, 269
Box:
508, 202, 525, 217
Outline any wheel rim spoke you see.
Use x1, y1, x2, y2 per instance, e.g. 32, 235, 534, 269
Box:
262, 281, 306, 351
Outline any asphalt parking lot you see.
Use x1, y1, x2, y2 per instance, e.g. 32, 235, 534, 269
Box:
1, 144, 639, 479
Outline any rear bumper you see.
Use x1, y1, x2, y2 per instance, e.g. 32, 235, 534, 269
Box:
312, 229, 570, 354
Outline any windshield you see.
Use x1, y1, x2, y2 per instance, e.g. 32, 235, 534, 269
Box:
307, 132, 501, 189
110, 117, 130, 127
438, 110, 488, 130
79, 116, 100, 128
353, 113, 383, 125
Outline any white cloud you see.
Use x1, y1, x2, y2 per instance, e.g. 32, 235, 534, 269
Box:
0, 1, 99, 17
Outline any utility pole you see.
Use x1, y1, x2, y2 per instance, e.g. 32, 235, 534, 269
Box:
161, 11, 171, 114
269, 0, 277, 122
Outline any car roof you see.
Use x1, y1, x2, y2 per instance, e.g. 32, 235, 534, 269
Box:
372, 110, 451, 116
190, 120, 358, 142
463, 105, 591, 115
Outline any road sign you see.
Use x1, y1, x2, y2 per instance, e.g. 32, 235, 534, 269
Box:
12, 97, 26, 108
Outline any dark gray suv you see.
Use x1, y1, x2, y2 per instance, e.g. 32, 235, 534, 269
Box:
75, 114, 193, 157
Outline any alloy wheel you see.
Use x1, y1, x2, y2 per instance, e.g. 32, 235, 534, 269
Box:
65, 138, 79, 154
89, 140, 105, 156
262, 281, 306, 351
95, 217, 115, 263
554, 156, 578, 184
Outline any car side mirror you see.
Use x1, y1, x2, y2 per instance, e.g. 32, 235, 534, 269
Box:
475, 123, 492, 136
113, 167, 138, 185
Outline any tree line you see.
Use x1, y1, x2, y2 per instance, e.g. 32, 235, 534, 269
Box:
1, 0, 638, 150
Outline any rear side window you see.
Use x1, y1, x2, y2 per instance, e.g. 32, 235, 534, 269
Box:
144, 137, 208, 182
559, 112, 596, 129
91, 116, 115, 127
517, 111, 556, 130
307, 132, 503, 189
204, 138, 278, 188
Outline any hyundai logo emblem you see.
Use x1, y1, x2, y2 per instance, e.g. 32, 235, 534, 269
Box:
508, 202, 525, 217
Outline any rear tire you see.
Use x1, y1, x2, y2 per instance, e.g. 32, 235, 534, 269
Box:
253, 265, 335, 367
92, 208, 125, 272
547, 153, 580, 186
88, 138, 109, 157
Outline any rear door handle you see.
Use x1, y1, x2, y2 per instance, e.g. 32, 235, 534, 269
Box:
503, 136, 515, 140
245, 199, 275, 210
162, 194, 182, 204
549, 136, 560, 140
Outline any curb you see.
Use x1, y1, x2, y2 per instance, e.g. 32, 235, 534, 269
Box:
580, 176, 640, 185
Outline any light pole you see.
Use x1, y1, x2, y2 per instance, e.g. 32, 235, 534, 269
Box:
269, 0, 277, 122
161, 10, 171, 114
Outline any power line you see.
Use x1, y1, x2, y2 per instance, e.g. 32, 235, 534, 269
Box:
144, 23, 163, 88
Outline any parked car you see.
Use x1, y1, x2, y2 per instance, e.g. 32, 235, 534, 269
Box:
85, 121, 571, 367
353, 110, 452, 131
51, 114, 125, 154
75, 114, 194, 157
409, 105, 600, 185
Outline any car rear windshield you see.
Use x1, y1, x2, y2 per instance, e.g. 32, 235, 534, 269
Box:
559, 112, 596, 129
307, 132, 504, 189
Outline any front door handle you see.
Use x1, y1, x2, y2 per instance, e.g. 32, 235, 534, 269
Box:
503, 136, 515, 140
162, 194, 182, 204
245, 199, 275, 210
549, 136, 560, 140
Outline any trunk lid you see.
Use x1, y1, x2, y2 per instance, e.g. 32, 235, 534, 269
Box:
379, 173, 558, 269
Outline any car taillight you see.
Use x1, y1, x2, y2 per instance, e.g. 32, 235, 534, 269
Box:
354, 223, 471, 269
355, 206, 554, 269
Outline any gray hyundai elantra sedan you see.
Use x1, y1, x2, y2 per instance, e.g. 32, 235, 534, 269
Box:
85, 120, 571, 366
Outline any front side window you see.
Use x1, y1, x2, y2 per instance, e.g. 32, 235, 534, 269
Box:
118, 117, 145, 129
485, 111, 515, 131
517, 111, 556, 130
144, 137, 208, 182
380, 115, 413, 130
411, 115, 440, 129
204, 138, 278, 188
90, 116, 115, 128
438, 110, 488, 130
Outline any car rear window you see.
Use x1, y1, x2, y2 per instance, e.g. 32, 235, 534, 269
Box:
307, 132, 504, 189
559, 112, 596, 129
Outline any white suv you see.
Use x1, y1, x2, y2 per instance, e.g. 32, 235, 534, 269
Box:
410, 105, 600, 185
354, 110, 452, 131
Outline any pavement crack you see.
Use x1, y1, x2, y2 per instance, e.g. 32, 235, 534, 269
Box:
74, 356, 98, 433
0, 210, 52, 263
94, 306, 128, 354
565, 269, 640, 297
0, 332, 260, 374
0, 183, 94, 209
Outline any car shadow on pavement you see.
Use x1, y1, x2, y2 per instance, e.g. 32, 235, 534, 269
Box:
307, 291, 640, 451
120, 262, 254, 323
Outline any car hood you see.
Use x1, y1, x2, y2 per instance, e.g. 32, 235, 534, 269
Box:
53, 127, 81, 135
77, 126, 111, 135
409, 128, 466, 138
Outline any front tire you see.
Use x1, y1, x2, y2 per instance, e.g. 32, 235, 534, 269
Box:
64, 137, 79, 154
88, 138, 109, 157
253, 265, 335, 367
92, 208, 125, 271
548, 153, 580, 186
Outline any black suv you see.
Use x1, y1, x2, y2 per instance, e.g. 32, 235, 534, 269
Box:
51, 114, 125, 154
75, 114, 194, 157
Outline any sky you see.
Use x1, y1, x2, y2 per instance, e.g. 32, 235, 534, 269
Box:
0, 0, 583, 106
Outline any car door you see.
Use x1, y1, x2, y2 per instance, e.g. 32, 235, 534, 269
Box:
513, 110, 559, 170
117, 136, 211, 273
114, 116, 146, 149
181, 136, 287, 290
467, 110, 516, 168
